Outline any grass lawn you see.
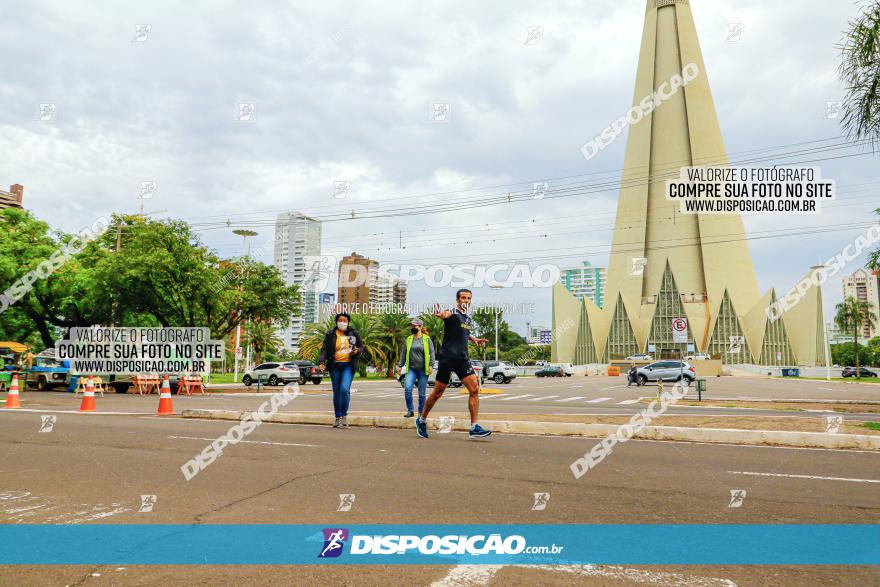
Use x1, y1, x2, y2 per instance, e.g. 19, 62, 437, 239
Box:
783, 376, 880, 384
207, 371, 396, 383
862, 422, 880, 431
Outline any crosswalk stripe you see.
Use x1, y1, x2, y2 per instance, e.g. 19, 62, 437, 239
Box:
500, 394, 533, 401
527, 395, 558, 401
618, 399, 641, 405
480, 393, 507, 399
586, 397, 612, 403
556, 396, 585, 403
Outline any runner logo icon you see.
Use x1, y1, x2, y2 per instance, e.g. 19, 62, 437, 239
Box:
319, 528, 349, 558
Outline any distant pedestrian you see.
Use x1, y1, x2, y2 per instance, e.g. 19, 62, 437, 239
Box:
627, 362, 637, 387
398, 319, 435, 418
318, 313, 365, 428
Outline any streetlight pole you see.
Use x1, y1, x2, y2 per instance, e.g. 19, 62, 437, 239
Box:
490, 285, 505, 361
232, 229, 258, 382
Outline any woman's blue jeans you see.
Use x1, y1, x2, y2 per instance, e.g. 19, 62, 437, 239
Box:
403, 368, 428, 414
330, 362, 354, 418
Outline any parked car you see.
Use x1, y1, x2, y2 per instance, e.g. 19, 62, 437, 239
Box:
553, 363, 574, 376
481, 360, 517, 384
625, 354, 653, 361
842, 367, 877, 378
535, 365, 565, 377
396, 360, 483, 388
636, 360, 695, 385
535, 360, 549, 367
288, 360, 324, 385
242, 362, 300, 386
450, 360, 483, 387
686, 353, 711, 361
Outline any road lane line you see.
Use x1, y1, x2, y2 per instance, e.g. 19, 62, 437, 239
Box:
618, 399, 641, 405
586, 397, 613, 403
728, 471, 880, 484
556, 396, 585, 402
499, 394, 533, 401
167, 435, 320, 448
527, 395, 559, 401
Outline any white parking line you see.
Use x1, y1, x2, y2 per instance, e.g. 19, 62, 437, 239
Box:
728, 471, 880, 484
527, 395, 558, 401
586, 397, 612, 403
500, 394, 534, 401
167, 435, 321, 448
556, 396, 585, 403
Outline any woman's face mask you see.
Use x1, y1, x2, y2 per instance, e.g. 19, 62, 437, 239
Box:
411, 327, 419, 334
337, 321, 348, 331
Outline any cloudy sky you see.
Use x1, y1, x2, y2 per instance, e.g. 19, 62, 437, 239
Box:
2, 0, 877, 334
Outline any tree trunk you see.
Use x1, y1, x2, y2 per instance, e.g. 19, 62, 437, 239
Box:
854, 325, 860, 380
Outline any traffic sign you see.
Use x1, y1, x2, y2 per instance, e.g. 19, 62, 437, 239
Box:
672, 317, 688, 343
235, 347, 243, 359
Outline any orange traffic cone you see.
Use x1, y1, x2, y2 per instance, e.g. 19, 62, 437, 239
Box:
79, 376, 97, 412
157, 375, 174, 415
3, 374, 22, 409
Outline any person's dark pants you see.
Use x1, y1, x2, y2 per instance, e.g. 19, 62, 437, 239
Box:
330, 362, 354, 418
403, 368, 429, 413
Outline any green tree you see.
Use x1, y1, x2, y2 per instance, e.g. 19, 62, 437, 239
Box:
93, 215, 300, 338
245, 321, 283, 364
376, 311, 412, 376
831, 342, 873, 368
835, 296, 878, 378
418, 312, 445, 349
838, 0, 880, 148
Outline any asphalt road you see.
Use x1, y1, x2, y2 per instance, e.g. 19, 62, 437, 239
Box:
0, 405, 878, 585
8, 375, 878, 421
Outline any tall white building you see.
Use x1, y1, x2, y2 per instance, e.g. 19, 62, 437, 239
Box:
842, 268, 880, 340
560, 261, 607, 308
274, 212, 322, 351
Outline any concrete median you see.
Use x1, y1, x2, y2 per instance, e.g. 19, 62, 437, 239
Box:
179, 409, 880, 450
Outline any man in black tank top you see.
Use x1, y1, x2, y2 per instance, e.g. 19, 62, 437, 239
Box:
416, 289, 492, 440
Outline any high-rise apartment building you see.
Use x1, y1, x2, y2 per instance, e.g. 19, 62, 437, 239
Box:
337, 252, 407, 309
842, 268, 880, 340
561, 261, 606, 308
274, 212, 322, 350
0, 184, 24, 210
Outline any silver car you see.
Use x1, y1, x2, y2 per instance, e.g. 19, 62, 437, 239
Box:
635, 360, 695, 385
243, 362, 300, 386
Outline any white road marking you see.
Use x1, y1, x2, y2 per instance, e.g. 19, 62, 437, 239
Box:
618, 399, 641, 405
586, 397, 613, 403
599, 385, 622, 391
480, 394, 507, 399
527, 395, 559, 401
167, 435, 320, 448
728, 471, 880, 484
556, 396, 585, 403
432, 564, 735, 587
500, 394, 534, 401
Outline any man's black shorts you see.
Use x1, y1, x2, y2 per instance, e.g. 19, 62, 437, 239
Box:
436, 358, 475, 385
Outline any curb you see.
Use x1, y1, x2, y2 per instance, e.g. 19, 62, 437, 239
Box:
179, 409, 880, 450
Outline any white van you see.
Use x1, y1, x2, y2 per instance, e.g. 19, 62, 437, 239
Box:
553, 363, 574, 376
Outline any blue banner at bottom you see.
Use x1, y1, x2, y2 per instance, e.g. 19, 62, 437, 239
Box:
0, 525, 877, 565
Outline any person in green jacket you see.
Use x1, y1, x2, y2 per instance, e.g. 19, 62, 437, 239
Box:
397, 319, 435, 418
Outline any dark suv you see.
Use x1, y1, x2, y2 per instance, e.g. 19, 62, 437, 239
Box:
290, 360, 324, 385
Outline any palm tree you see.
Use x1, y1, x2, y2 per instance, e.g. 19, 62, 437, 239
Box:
376, 311, 412, 377
349, 313, 387, 376
834, 296, 878, 379
297, 317, 336, 362
244, 321, 282, 365
419, 312, 445, 349
838, 1, 880, 148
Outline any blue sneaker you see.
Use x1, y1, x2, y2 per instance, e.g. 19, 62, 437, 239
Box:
468, 424, 492, 439
416, 417, 429, 439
